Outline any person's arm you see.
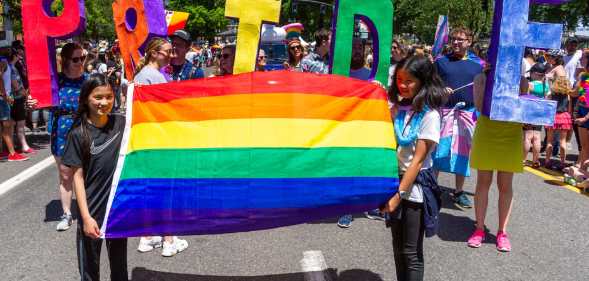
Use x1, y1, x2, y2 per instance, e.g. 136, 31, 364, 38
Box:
381, 138, 436, 213
72, 166, 101, 239
473, 73, 486, 112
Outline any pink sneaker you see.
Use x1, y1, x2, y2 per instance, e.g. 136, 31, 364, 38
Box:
467, 229, 485, 248
496, 231, 512, 252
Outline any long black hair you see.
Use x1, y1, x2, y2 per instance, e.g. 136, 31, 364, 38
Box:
72, 73, 112, 171
388, 55, 445, 112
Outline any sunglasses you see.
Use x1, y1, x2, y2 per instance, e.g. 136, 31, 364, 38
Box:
290, 46, 302, 50
258, 55, 267, 59
158, 49, 173, 56
221, 53, 232, 59
70, 55, 86, 63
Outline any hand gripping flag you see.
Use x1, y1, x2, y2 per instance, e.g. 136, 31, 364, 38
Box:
101, 71, 399, 238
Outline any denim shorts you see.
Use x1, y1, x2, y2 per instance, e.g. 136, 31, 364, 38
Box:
0, 99, 10, 121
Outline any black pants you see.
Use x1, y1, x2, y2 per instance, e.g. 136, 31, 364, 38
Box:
77, 226, 128, 281
389, 200, 425, 281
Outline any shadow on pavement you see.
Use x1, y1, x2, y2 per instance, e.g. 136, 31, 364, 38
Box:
437, 211, 497, 244
45, 199, 78, 222
130, 267, 383, 281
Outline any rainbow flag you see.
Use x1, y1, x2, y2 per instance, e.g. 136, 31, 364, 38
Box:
165, 10, 190, 36
101, 71, 399, 238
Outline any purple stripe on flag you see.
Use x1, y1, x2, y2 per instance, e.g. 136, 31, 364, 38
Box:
104, 203, 383, 238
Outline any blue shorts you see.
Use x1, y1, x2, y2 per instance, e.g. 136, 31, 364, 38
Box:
0, 99, 10, 121
578, 106, 589, 129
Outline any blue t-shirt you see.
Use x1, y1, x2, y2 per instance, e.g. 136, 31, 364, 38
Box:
435, 52, 484, 108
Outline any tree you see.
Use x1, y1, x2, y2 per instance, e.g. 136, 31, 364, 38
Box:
167, 0, 228, 42
530, 0, 589, 32
393, 0, 493, 43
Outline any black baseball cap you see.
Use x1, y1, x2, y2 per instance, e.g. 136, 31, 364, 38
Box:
170, 30, 191, 43
566, 37, 579, 44
529, 63, 548, 74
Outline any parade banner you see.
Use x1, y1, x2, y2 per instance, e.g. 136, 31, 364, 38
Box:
483, 0, 569, 125
225, 0, 281, 74
432, 15, 449, 58
330, 0, 393, 86
165, 10, 190, 35
112, 0, 167, 81
21, 0, 86, 108
101, 71, 399, 238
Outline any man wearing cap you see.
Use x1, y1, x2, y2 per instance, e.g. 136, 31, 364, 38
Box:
170, 30, 204, 81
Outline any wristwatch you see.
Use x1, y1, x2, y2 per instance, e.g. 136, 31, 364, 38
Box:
399, 190, 410, 200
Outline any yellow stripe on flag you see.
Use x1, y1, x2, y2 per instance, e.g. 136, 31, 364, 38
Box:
128, 119, 396, 153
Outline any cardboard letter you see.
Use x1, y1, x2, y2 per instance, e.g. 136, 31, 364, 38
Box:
225, 0, 281, 74
483, 0, 569, 125
113, 0, 167, 80
21, 0, 86, 107
330, 0, 393, 86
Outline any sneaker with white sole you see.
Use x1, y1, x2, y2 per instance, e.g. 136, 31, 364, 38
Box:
161, 236, 188, 257
56, 213, 72, 231
137, 236, 163, 253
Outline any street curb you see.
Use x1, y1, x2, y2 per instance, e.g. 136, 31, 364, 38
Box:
0, 156, 54, 197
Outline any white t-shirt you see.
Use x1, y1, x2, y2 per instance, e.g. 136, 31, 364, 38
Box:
395, 108, 441, 203
521, 58, 532, 78
564, 50, 582, 86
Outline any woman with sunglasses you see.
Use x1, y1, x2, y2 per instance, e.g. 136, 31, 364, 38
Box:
284, 39, 304, 72
133, 37, 190, 258
52, 42, 88, 231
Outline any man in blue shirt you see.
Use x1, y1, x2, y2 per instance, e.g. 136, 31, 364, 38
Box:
301, 28, 331, 74
169, 30, 205, 81
433, 27, 484, 209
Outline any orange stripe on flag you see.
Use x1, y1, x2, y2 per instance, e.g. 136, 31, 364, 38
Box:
132, 93, 392, 125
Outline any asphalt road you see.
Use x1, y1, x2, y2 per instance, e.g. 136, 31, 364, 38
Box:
0, 135, 588, 281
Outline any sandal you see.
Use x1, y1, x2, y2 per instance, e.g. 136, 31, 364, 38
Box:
532, 162, 541, 169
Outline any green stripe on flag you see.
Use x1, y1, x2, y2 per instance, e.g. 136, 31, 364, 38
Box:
120, 147, 398, 180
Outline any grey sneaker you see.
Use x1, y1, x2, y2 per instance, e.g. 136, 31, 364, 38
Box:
454, 192, 473, 209
337, 215, 353, 228
364, 209, 386, 221
56, 214, 73, 231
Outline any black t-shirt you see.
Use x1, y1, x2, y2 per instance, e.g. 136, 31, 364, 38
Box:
62, 115, 126, 225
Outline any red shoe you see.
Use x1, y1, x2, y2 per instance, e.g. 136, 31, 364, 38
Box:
20, 148, 36, 154
8, 153, 29, 162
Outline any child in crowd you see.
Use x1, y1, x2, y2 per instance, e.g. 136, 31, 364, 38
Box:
523, 63, 550, 168
381, 55, 444, 281
545, 76, 573, 170
62, 74, 128, 281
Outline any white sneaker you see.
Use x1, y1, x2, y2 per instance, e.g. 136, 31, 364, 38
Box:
137, 236, 162, 253
56, 214, 72, 231
174, 237, 188, 253
161, 236, 188, 257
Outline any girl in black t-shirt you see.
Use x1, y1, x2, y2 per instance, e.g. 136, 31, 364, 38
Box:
63, 74, 127, 281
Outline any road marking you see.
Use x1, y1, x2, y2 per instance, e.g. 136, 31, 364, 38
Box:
300, 250, 332, 281
524, 166, 589, 197
0, 156, 54, 197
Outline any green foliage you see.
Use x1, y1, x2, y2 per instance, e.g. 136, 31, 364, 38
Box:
393, 0, 493, 43
280, 0, 334, 40
530, 0, 589, 31
167, 0, 229, 42
3, 0, 588, 44
84, 0, 115, 40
